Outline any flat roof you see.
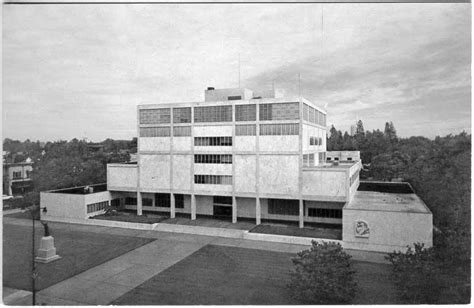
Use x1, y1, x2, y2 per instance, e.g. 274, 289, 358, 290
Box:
345, 182, 430, 214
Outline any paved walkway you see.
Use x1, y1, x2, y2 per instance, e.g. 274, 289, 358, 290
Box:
3, 217, 309, 305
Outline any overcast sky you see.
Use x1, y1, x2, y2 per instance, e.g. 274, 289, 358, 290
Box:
3, 3, 471, 142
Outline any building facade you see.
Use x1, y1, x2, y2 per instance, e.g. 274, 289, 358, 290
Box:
3, 161, 33, 196
41, 87, 432, 253
106, 87, 361, 227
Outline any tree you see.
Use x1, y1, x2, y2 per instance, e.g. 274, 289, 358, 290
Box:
287, 241, 357, 304
387, 243, 444, 304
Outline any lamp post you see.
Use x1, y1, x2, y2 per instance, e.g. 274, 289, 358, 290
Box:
31, 205, 47, 306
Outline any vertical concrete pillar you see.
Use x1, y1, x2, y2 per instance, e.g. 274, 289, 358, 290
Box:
256, 197, 261, 225
232, 196, 237, 223
137, 192, 143, 216
191, 194, 196, 220
299, 199, 304, 228
170, 193, 176, 218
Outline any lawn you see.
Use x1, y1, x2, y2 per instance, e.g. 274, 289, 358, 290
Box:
3, 221, 154, 291
250, 223, 342, 240
112, 245, 400, 305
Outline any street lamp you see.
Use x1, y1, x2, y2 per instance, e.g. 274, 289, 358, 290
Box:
31, 205, 47, 306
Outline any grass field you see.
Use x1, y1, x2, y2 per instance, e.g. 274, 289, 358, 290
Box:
3, 222, 153, 291
113, 244, 400, 305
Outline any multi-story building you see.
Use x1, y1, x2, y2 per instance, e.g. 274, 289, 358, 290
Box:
41, 86, 433, 253
3, 160, 33, 196
106, 87, 361, 227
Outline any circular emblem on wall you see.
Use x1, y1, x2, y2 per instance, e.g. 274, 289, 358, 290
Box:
355, 220, 370, 238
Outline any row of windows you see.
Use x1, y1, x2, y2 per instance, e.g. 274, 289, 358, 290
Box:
308, 208, 342, 219
194, 105, 232, 123
142, 125, 299, 138
259, 102, 299, 121
140, 103, 302, 124
303, 104, 327, 126
140, 127, 171, 137
12, 171, 22, 179
235, 104, 257, 121
139, 108, 171, 124
87, 201, 109, 213
268, 199, 299, 216
124, 195, 184, 208
310, 136, 323, 146
303, 154, 315, 167
173, 126, 191, 137
235, 124, 256, 136
260, 124, 299, 135
195, 154, 232, 164
194, 137, 232, 146
194, 174, 232, 185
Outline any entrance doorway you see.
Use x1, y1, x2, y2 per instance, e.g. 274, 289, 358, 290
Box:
212, 196, 233, 219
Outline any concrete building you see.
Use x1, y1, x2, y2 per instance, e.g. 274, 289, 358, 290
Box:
41, 87, 433, 252
3, 160, 33, 196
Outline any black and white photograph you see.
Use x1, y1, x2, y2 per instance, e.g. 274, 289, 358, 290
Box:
2, 0, 471, 305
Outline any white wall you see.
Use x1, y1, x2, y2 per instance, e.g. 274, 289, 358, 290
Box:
194, 163, 232, 175
107, 164, 137, 191
234, 136, 256, 152
194, 125, 232, 136
259, 136, 299, 152
302, 169, 347, 200
259, 155, 299, 195
342, 209, 433, 252
41, 192, 86, 219
172, 137, 192, 152
172, 155, 192, 190
139, 137, 171, 152
235, 155, 256, 193
139, 154, 170, 190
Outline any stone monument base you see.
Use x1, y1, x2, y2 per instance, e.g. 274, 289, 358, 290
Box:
35, 236, 61, 263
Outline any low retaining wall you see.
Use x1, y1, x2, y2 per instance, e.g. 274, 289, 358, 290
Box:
243, 232, 342, 246
154, 223, 247, 239
42, 215, 157, 230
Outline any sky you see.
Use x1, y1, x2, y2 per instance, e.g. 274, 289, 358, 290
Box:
3, 3, 471, 142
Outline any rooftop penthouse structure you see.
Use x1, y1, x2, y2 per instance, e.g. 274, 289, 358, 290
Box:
41, 87, 433, 253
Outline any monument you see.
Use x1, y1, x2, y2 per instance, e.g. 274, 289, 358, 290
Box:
35, 222, 61, 263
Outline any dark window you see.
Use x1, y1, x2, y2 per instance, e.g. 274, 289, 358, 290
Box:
140, 127, 171, 137
139, 108, 171, 124
155, 193, 170, 207
347, 157, 353, 161
143, 198, 153, 207
194, 175, 232, 185
213, 196, 233, 205
87, 201, 109, 213
175, 194, 184, 209
173, 126, 191, 137
267, 199, 299, 216
194, 105, 232, 122
308, 208, 342, 219
228, 96, 242, 100
125, 197, 137, 205
235, 124, 256, 136
327, 157, 332, 161
194, 154, 232, 164
194, 137, 232, 146
173, 107, 191, 123
111, 198, 121, 207
334, 157, 339, 161
235, 104, 256, 121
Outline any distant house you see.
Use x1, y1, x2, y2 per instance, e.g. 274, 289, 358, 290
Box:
3, 159, 33, 196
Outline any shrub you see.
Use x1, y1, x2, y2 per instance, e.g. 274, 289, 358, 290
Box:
287, 241, 357, 304
386, 243, 444, 304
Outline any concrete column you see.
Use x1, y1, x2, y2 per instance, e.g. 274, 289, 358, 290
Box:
256, 197, 261, 225
299, 199, 304, 228
137, 192, 143, 216
232, 196, 237, 223
170, 193, 176, 218
191, 194, 196, 220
